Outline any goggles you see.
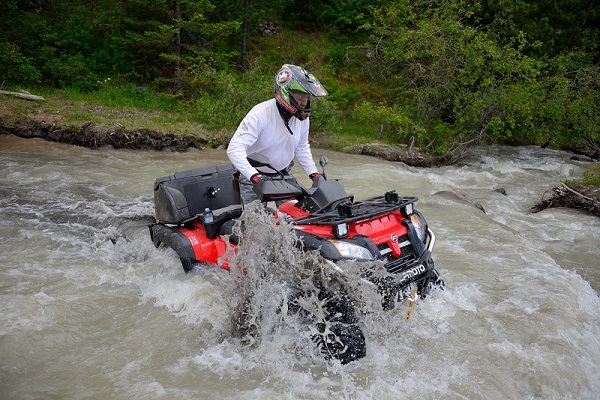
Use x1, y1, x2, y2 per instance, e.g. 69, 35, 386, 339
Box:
289, 90, 310, 101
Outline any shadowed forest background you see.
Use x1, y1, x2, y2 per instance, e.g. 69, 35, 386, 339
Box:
1, 0, 599, 162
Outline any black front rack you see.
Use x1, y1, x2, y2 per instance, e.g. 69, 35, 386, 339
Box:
292, 196, 418, 226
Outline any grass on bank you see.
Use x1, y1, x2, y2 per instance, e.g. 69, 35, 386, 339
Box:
2, 85, 230, 140
567, 164, 600, 186
2, 83, 389, 151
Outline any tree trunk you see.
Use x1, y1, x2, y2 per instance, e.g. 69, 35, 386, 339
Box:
173, 0, 182, 93
241, 0, 249, 69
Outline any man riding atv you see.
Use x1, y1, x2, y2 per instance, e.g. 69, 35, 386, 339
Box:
226, 64, 328, 207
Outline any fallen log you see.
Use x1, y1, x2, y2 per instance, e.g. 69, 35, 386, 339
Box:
532, 183, 600, 217
0, 90, 45, 102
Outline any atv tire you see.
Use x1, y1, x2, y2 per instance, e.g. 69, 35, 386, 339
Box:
290, 281, 367, 364
311, 322, 366, 364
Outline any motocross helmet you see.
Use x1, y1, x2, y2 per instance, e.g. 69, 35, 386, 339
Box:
274, 64, 328, 121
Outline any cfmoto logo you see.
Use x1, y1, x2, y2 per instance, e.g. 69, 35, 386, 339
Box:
390, 234, 398, 242
399, 264, 426, 283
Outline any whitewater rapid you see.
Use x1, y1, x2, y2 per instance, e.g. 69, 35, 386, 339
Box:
1, 135, 599, 399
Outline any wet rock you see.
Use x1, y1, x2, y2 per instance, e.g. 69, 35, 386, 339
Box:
343, 142, 436, 167
434, 189, 486, 213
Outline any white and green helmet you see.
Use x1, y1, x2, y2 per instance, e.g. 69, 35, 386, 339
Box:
274, 64, 328, 121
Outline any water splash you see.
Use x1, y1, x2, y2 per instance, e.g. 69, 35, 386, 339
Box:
224, 203, 357, 363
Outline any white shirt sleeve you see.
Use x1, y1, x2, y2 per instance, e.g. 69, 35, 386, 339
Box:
292, 119, 319, 176
226, 108, 263, 180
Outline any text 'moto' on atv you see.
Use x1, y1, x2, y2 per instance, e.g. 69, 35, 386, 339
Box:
149, 154, 443, 364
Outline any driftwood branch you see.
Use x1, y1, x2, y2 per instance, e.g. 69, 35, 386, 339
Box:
0, 90, 45, 102
561, 183, 596, 203
532, 182, 599, 217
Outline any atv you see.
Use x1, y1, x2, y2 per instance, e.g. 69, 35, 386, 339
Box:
149, 154, 442, 363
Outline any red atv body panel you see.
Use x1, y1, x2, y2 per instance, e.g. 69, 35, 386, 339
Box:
179, 220, 233, 270
278, 200, 408, 259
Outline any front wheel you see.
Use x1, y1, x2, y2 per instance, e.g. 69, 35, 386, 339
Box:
311, 322, 365, 364
290, 282, 367, 364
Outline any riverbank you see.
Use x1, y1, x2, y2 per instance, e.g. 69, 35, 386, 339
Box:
1, 93, 598, 216
0, 94, 223, 151
0, 93, 434, 166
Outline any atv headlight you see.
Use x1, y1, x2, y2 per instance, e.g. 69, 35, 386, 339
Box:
330, 240, 374, 261
401, 202, 414, 217
333, 223, 349, 238
410, 212, 427, 242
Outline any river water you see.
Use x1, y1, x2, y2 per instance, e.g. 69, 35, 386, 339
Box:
1, 134, 599, 399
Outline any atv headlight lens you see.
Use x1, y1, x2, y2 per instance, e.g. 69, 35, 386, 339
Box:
330, 240, 374, 261
410, 212, 427, 242
333, 223, 349, 238
401, 202, 414, 217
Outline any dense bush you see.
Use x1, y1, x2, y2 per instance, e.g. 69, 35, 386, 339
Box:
1, 0, 598, 160
0, 42, 41, 86
359, 0, 599, 159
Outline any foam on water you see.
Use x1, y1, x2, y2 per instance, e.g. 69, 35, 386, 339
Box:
136, 203, 599, 399
1, 137, 599, 399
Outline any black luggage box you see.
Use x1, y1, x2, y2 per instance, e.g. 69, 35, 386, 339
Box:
153, 164, 241, 224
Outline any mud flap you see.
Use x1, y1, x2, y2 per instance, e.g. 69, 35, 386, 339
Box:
148, 223, 197, 273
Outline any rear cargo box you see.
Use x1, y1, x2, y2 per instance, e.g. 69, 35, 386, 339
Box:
153, 164, 240, 224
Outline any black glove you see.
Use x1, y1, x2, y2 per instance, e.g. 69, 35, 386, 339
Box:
250, 173, 268, 184
309, 172, 321, 182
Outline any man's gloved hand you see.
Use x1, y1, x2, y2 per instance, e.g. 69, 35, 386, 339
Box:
309, 172, 321, 182
250, 173, 267, 184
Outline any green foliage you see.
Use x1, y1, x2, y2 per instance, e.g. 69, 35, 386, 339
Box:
282, 0, 380, 34
544, 52, 600, 150
472, 0, 600, 57
43, 54, 98, 91
1, 0, 598, 159
0, 42, 41, 86
1, 0, 132, 90
319, 0, 374, 32
308, 96, 342, 134
190, 69, 272, 130
60, 82, 181, 112
582, 165, 600, 186
566, 164, 600, 186
120, 0, 241, 93
350, 101, 423, 143
362, 0, 599, 160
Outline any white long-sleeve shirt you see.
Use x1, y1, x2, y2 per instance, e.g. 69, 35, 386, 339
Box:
227, 98, 318, 179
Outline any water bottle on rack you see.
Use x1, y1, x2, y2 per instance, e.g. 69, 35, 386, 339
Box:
204, 207, 214, 224
203, 207, 217, 238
